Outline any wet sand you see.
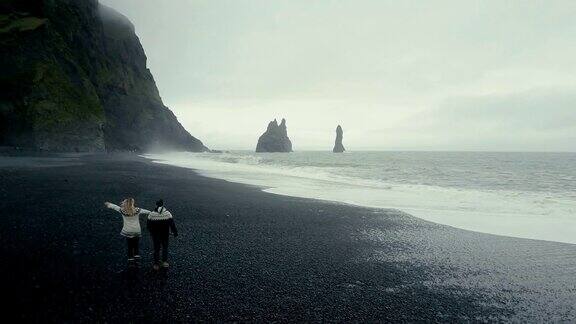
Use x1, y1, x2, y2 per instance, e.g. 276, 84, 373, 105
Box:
0, 153, 575, 322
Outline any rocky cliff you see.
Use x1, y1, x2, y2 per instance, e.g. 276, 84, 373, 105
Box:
256, 118, 292, 153
333, 125, 345, 153
0, 0, 207, 152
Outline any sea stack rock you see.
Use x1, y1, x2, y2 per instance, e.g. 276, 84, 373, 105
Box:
333, 125, 345, 153
256, 118, 293, 152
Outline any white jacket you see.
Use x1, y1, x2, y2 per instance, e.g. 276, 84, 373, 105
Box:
106, 203, 151, 237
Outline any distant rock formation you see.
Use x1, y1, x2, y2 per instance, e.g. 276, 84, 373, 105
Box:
256, 119, 293, 152
333, 125, 345, 153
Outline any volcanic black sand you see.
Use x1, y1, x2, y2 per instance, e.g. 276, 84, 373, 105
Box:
1, 153, 575, 322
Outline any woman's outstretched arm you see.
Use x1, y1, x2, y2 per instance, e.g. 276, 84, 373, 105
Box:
104, 202, 121, 212
138, 208, 152, 215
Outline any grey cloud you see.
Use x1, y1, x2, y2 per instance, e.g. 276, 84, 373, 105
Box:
100, 0, 576, 151
433, 89, 576, 131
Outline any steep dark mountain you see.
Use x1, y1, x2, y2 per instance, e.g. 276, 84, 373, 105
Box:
333, 125, 345, 153
256, 118, 292, 153
0, 0, 207, 152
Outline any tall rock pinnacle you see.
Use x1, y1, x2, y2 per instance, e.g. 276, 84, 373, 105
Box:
333, 125, 345, 153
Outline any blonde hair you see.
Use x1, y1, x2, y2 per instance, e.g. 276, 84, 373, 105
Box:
121, 198, 137, 216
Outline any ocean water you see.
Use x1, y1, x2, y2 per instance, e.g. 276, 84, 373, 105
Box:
145, 151, 576, 244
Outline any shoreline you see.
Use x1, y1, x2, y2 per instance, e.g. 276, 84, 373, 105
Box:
145, 151, 576, 246
1, 153, 575, 321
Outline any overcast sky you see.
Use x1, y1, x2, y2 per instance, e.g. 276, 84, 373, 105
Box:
101, 0, 576, 151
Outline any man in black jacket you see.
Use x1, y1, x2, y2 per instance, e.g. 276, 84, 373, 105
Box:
147, 200, 178, 270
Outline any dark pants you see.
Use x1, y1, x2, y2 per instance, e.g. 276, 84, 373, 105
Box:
126, 236, 140, 259
152, 233, 169, 264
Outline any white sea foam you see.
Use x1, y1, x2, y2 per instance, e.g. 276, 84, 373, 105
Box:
145, 151, 576, 245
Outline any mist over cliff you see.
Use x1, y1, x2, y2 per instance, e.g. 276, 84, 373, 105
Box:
0, 0, 207, 152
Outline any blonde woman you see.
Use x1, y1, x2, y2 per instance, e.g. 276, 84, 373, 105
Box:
104, 198, 151, 263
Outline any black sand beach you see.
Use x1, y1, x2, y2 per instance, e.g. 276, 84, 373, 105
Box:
1, 153, 575, 322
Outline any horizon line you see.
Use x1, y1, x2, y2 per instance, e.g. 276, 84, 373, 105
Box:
205, 149, 576, 154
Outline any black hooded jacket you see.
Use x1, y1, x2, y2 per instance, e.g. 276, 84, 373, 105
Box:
146, 207, 177, 237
